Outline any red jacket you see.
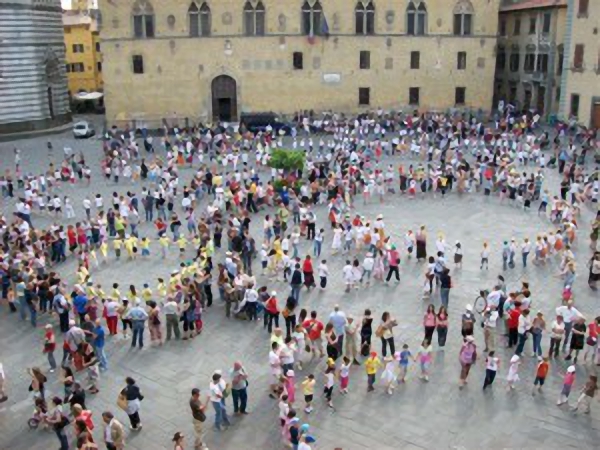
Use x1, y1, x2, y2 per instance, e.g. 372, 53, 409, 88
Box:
507, 309, 520, 329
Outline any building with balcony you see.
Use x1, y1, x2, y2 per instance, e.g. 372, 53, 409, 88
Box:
560, 0, 600, 128
494, 0, 567, 116
0, 0, 70, 135
98, 0, 501, 128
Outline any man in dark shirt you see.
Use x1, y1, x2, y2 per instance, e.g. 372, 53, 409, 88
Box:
189, 388, 207, 450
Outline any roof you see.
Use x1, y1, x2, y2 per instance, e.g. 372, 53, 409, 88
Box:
62, 11, 98, 31
500, 0, 567, 12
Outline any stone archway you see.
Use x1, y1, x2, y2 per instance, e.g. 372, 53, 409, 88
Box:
211, 75, 237, 122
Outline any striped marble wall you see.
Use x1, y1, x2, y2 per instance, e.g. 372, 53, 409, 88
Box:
0, 0, 71, 134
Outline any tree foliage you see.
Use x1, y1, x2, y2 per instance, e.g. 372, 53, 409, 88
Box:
268, 149, 305, 171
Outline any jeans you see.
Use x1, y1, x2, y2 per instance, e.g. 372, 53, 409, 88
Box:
95, 345, 108, 370
290, 284, 301, 302
440, 288, 450, 308
54, 428, 69, 450
18, 297, 27, 321
28, 305, 37, 327
131, 321, 145, 348
522, 252, 529, 268
532, 332, 543, 356
313, 241, 322, 257
212, 400, 231, 429
47, 351, 57, 370
437, 326, 448, 347
232, 387, 248, 413
145, 208, 153, 222
515, 332, 528, 356
266, 312, 279, 333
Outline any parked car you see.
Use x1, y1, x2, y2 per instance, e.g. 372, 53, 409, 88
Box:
73, 121, 95, 138
240, 112, 292, 135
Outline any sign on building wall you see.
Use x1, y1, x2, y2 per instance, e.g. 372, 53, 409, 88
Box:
322, 73, 341, 84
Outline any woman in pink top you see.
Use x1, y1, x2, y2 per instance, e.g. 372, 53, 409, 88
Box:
423, 304, 437, 342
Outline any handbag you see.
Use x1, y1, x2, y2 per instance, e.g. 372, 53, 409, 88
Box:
375, 325, 384, 338
116, 393, 127, 411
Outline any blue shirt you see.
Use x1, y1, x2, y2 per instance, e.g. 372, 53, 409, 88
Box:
94, 325, 105, 348
399, 350, 412, 367
73, 294, 88, 314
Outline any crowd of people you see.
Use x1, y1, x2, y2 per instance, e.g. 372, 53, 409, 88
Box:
0, 108, 599, 450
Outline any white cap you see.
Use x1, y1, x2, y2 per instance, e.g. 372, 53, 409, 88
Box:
567, 365, 576, 373
466, 304, 473, 311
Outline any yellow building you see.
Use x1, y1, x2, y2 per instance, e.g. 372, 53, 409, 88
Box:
494, 0, 567, 117
561, 0, 600, 128
63, 9, 104, 98
98, 0, 501, 127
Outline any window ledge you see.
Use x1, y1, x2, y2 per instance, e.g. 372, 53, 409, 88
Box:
576, 13, 589, 19
570, 67, 584, 73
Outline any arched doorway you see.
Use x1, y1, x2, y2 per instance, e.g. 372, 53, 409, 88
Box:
211, 75, 237, 122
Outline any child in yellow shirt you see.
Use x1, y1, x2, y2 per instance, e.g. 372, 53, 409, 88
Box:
159, 235, 170, 259
140, 237, 151, 259
157, 278, 167, 297
177, 236, 187, 258
113, 237, 123, 260
142, 284, 153, 302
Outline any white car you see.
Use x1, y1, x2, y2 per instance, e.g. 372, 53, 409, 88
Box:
73, 121, 95, 138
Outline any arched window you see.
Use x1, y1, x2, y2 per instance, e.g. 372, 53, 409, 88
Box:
244, 1, 266, 36
406, 1, 427, 36
302, 1, 322, 36
355, 1, 375, 35
453, 0, 474, 36
189, 3, 199, 37
132, 0, 155, 38
200, 2, 211, 36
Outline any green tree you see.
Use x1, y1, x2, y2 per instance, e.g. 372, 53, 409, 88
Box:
268, 149, 305, 171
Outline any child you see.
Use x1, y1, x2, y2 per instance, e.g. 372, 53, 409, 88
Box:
482, 351, 499, 390
323, 366, 335, 410
113, 236, 122, 260
339, 356, 351, 394
302, 374, 315, 414
532, 356, 549, 395
177, 235, 187, 259
342, 260, 353, 292
397, 344, 412, 383
454, 241, 463, 268
260, 244, 269, 275
141, 284, 153, 303
415, 339, 433, 382
140, 237, 150, 259
380, 355, 397, 394
318, 259, 329, 290
557, 365, 576, 406
506, 355, 520, 391
480, 242, 489, 270
157, 278, 167, 298
159, 234, 170, 259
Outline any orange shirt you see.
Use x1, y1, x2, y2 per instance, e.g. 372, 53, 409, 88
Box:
536, 361, 549, 378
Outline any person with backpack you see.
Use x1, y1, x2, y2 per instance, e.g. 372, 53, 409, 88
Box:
459, 336, 477, 388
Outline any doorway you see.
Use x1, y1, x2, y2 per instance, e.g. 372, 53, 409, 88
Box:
211, 75, 237, 122
592, 101, 600, 129
536, 86, 545, 115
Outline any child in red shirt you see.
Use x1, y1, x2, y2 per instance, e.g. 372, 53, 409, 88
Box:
532, 356, 549, 395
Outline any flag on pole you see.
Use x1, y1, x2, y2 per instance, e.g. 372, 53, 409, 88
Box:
307, 21, 316, 45
321, 15, 330, 39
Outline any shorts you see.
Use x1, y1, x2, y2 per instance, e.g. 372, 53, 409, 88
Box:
141, 249, 150, 256
304, 394, 313, 404
561, 384, 572, 396
534, 376, 545, 386
121, 319, 132, 330
323, 386, 333, 400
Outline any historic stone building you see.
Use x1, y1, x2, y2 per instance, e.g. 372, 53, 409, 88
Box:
560, 0, 600, 128
0, 0, 70, 135
494, 0, 567, 117
98, 0, 501, 127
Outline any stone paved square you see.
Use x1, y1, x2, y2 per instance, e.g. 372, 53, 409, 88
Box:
0, 121, 599, 450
